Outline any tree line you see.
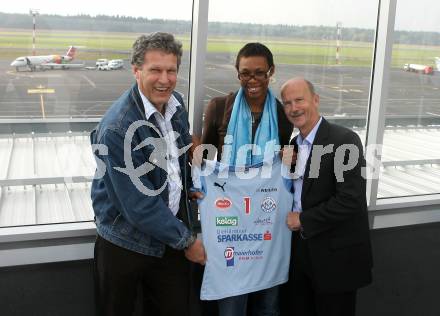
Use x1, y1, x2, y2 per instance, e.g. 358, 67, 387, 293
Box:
1, 12, 439, 45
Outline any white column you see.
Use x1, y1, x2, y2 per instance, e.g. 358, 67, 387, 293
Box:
365, 0, 397, 208
187, 0, 209, 136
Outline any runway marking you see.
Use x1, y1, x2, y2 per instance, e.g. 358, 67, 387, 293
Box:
387, 98, 440, 101
320, 98, 367, 102
78, 102, 107, 115
40, 94, 46, 119
426, 112, 440, 117
320, 95, 365, 107
0, 101, 113, 104
0, 114, 101, 118
81, 75, 96, 88
8, 72, 63, 78
327, 86, 364, 93
205, 85, 228, 95
178, 75, 228, 96
318, 84, 367, 88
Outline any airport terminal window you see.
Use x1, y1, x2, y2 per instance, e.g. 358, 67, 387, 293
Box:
1, 0, 438, 233
205, 0, 378, 142
377, 0, 440, 199
0, 1, 192, 228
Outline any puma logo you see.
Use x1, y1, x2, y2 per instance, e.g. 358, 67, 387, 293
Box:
214, 182, 226, 192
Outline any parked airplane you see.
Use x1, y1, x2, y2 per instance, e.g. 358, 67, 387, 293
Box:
10, 46, 84, 71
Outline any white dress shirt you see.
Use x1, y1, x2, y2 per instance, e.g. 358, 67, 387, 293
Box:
139, 88, 182, 216
292, 117, 323, 212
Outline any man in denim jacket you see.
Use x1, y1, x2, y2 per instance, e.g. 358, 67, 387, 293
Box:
91, 32, 205, 316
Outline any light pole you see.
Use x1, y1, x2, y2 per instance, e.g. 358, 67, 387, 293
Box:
29, 9, 39, 56
336, 22, 342, 65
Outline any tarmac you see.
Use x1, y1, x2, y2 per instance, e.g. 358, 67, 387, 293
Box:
1, 53, 440, 122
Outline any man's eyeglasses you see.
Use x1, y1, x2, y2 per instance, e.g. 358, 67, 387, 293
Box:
237, 69, 272, 81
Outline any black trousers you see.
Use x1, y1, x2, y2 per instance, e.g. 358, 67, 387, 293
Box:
94, 235, 190, 316
281, 234, 357, 316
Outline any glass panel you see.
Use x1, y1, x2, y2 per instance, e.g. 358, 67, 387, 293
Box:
205, 0, 378, 143
378, 0, 440, 199
0, 1, 192, 227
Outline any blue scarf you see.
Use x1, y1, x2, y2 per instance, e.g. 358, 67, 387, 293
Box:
222, 87, 280, 166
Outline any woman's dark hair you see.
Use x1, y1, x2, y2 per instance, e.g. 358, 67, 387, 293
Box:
235, 42, 274, 71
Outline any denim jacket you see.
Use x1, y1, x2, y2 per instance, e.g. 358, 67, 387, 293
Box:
90, 83, 195, 257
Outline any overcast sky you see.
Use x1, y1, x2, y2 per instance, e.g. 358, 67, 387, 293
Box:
2, 0, 440, 32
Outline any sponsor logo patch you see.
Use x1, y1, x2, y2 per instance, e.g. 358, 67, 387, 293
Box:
216, 216, 238, 226
253, 216, 273, 226
224, 247, 235, 267
264, 230, 272, 240
256, 187, 278, 193
261, 197, 277, 213
217, 233, 263, 243
215, 198, 232, 209
214, 182, 227, 192
235, 249, 264, 261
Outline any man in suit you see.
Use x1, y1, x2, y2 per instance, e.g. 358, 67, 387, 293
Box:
280, 77, 373, 316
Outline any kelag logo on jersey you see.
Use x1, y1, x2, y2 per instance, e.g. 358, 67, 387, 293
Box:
261, 197, 277, 213
224, 247, 235, 267
216, 216, 238, 226
215, 198, 232, 210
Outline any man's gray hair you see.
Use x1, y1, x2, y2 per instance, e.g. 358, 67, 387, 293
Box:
131, 32, 183, 69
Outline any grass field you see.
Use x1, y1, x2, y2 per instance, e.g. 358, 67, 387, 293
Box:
1, 28, 439, 67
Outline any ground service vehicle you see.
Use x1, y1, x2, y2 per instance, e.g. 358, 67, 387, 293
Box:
403, 63, 433, 74
95, 59, 109, 67
107, 59, 124, 70
98, 59, 123, 70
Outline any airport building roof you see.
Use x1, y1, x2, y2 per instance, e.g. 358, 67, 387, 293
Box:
0, 128, 439, 227
0, 133, 94, 227
357, 127, 440, 198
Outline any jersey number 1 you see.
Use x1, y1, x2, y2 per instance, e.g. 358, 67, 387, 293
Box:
243, 197, 251, 215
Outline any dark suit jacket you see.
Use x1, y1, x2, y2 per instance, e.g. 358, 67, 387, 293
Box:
292, 118, 373, 292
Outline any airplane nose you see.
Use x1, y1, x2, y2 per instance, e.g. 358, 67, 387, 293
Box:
10, 61, 17, 66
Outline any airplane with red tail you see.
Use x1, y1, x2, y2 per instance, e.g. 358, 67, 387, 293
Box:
10, 46, 84, 71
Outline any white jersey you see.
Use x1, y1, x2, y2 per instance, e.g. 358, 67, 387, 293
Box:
194, 158, 294, 300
